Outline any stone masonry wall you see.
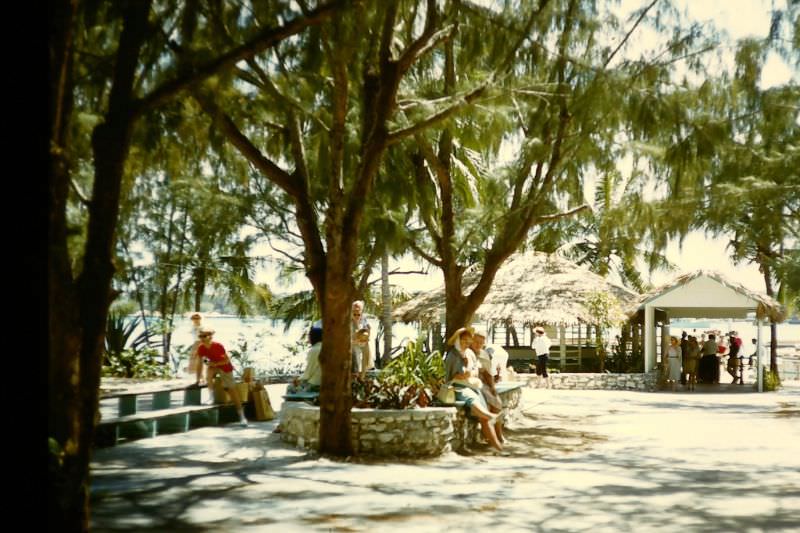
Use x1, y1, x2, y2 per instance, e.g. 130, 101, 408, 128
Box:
280, 403, 456, 457
519, 371, 658, 391
281, 385, 525, 456
280, 374, 652, 456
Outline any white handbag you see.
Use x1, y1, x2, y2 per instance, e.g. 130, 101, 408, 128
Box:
436, 382, 456, 404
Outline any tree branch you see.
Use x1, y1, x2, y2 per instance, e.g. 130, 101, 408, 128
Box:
396, 0, 440, 75
531, 203, 590, 224
387, 84, 488, 145
408, 240, 444, 268
192, 90, 300, 197
70, 177, 91, 206
603, 0, 659, 68
134, 1, 343, 118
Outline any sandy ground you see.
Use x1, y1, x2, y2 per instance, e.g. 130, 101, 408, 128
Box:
90, 382, 800, 532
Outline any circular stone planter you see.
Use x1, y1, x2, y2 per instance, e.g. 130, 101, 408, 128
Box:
280, 385, 525, 457
280, 402, 458, 457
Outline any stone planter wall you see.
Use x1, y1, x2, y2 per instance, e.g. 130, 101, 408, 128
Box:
280, 402, 457, 456
518, 371, 657, 391
280, 375, 650, 456
280, 385, 525, 456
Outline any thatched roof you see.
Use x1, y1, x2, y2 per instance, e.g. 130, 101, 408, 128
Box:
393, 252, 640, 326
629, 270, 786, 323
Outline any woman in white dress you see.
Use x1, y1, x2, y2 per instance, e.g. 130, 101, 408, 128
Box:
666, 336, 682, 391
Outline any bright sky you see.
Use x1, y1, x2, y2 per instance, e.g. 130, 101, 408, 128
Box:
255, 0, 796, 296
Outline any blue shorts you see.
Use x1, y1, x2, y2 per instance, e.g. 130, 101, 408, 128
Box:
453, 384, 489, 416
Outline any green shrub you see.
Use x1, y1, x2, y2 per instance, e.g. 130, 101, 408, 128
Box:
102, 347, 171, 378
352, 338, 444, 409
103, 313, 170, 378
757, 368, 782, 391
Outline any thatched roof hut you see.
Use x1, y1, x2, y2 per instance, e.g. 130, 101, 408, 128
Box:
394, 251, 640, 326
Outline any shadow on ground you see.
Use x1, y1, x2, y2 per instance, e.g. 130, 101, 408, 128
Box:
90, 386, 800, 532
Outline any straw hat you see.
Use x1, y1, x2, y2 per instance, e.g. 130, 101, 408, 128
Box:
447, 326, 474, 347
534, 326, 545, 335
198, 325, 216, 335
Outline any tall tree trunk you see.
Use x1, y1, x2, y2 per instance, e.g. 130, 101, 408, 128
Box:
159, 194, 177, 362
317, 230, 355, 456
596, 327, 605, 372
49, 3, 152, 530
381, 249, 392, 365
761, 262, 779, 376
165, 205, 191, 363
194, 262, 207, 312
120, 237, 153, 345
48, 0, 82, 527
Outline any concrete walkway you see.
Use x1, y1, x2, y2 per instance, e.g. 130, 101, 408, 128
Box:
90, 382, 800, 532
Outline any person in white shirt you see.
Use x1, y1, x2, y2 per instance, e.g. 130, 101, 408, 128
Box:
470, 327, 509, 382
188, 313, 205, 385
531, 326, 552, 388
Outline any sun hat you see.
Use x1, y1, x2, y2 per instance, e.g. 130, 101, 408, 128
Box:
447, 326, 474, 347
198, 325, 216, 335
472, 326, 488, 338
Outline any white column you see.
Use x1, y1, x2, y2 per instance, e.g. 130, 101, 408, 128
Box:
644, 305, 655, 372
757, 318, 763, 393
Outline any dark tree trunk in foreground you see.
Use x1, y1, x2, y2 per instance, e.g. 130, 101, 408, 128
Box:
48, 2, 151, 530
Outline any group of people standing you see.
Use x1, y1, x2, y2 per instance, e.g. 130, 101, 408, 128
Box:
664, 330, 751, 391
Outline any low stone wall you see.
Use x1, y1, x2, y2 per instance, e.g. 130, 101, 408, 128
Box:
280, 376, 651, 456
519, 371, 657, 391
280, 385, 525, 456
280, 402, 456, 456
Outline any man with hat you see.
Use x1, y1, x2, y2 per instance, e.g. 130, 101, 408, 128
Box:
471, 326, 509, 382
531, 326, 552, 389
470, 326, 493, 374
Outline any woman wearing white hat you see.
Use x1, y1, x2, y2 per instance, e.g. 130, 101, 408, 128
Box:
444, 326, 504, 451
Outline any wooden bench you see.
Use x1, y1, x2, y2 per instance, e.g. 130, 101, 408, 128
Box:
282, 391, 320, 404
95, 382, 257, 447
95, 402, 254, 447
101, 383, 207, 417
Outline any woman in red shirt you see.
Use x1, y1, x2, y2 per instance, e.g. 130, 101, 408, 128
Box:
197, 326, 248, 427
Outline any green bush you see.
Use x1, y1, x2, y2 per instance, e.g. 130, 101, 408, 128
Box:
352, 338, 444, 409
102, 347, 171, 378
757, 368, 782, 391
103, 313, 170, 378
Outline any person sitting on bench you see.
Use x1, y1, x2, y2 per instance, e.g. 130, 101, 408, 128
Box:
197, 326, 248, 427
444, 326, 504, 451
287, 324, 323, 394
